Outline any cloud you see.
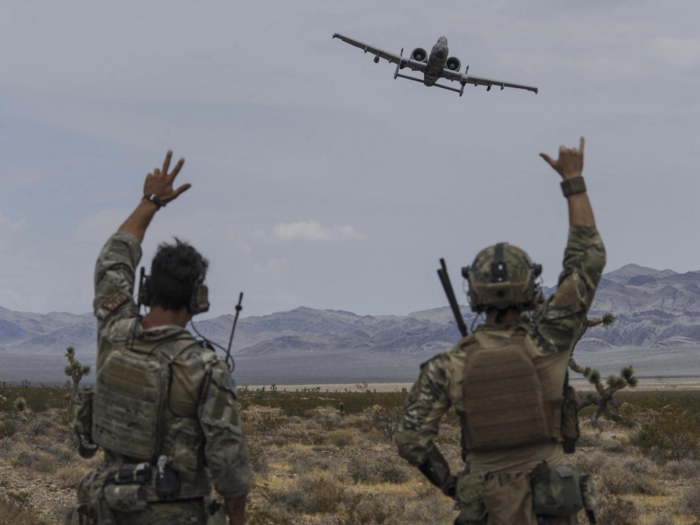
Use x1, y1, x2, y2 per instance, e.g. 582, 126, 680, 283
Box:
653, 37, 700, 69
272, 221, 365, 242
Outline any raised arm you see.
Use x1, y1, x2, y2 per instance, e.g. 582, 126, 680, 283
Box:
540, 137, 595, 227
119, 150, 191, 243
530, 138, 606, 354
94, 151, 192, 349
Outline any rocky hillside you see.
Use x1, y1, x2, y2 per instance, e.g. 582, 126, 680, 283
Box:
1, 264, 699, 382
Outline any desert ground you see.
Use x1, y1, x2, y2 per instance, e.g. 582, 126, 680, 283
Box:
1, 383, 699, 524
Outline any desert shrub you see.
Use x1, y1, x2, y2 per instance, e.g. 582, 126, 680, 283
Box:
621, 456, 659, 477
272, 474, 344, 514
650, 515, 674, 525
29, 419, 51, 437
241, 420, 255, 436
14, 397, 27, 412
0, 421, 17, 439
264, 436, 288, 448
573, 451, 608, 474
597, 494, 639, 525
0, 497, 46, 525
599, 469, 664, 496
576, 432, 600, 448
664, 459, 700, 479
0, 437, 13, 458
0, 385, 67, 413
677, 484, 700, 517
348, 456, 409, 485
376, 457, 410, 484
255, 412, 284, 433
371, 405, 403, 442
328, 429, 355, 449
602, 439, 627, 454
337, 494, 391, 525
298, 475, 344, 513
631, 404, 700, 463
289, 451, 332, 475
348, 456, 373, 484
55, 465, 88, 488
248, 444, 269, 477
246, 504, 294, 525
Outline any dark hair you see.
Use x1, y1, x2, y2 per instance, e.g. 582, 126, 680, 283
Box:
149, 238, 209, 311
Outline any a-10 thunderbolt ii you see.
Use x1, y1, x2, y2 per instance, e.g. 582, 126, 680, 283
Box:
333, 33, 538, 97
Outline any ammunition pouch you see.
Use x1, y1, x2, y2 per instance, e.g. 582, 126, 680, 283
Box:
456, 473, 487, 523
561, 384, 580, 454
103, 485, 148, 513
530, 463, 583, 517
580, 474, 598, 524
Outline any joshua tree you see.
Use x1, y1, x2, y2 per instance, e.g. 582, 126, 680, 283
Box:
569, 314, 639, 428
64, 346, 91, 409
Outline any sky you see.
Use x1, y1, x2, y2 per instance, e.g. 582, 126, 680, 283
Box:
0, 0, 699, 318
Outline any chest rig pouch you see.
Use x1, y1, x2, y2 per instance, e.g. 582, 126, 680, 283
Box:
92, 328, 198, 462
461, 328, 562, 452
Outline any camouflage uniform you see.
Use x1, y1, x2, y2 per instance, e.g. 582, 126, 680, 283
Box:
396, 225, 605, 525
68, 232, 254, 525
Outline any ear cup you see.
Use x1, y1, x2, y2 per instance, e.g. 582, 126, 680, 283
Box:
188, 278, 210, 315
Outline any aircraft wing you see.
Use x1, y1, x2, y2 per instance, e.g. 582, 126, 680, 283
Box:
332, 33, 427, 73
442, 68, 538, 94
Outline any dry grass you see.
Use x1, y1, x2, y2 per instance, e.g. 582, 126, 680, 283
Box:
0, 497, 48, 525
2, 385, 700, 524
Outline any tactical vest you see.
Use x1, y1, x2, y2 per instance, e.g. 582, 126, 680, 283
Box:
461, 328, 563, 452
92, 322, 214, 500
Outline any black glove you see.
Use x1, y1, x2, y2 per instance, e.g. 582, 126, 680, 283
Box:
417, 446, 456, 499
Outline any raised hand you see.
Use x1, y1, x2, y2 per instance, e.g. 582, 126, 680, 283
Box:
143, 150, 191, 204
540, 137, 585, 180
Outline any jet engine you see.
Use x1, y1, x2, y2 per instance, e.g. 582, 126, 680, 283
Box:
446, 56, 461, 71
411, 48, 427, 62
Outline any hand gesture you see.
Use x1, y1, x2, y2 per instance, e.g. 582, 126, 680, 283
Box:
143, 150, 191, 204
540, 137, 585, 180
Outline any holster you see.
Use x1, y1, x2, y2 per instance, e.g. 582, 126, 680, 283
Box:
561, 384, 580, 454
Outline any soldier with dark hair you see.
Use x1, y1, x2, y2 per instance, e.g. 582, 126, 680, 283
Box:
396, 138, 604, 525
67, 151, 254, 525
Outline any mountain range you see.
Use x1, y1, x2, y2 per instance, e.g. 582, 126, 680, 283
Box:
1, 264, 699, 383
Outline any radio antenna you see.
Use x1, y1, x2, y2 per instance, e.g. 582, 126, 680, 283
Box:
225, 293, 244, 371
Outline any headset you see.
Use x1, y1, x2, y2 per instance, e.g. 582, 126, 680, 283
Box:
138, 267, 210, 315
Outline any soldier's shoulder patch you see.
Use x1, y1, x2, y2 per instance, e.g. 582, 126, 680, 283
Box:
551, 279, 580, 309
101, 290, 130, 313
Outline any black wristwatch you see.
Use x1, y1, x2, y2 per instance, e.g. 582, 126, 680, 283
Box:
560, 177, 586, 197
143, 194, 166, 209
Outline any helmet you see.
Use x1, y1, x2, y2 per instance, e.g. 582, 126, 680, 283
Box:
462, 242, 542, 313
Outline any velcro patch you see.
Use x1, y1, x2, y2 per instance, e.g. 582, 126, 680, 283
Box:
551, 279, 580, 309
102, 290, 130, 312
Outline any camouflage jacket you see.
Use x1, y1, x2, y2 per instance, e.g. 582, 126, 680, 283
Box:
396, 225, 606, 474
93, 232, 254, 499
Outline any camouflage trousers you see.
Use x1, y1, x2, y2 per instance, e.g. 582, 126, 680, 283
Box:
113, 500, 208, 525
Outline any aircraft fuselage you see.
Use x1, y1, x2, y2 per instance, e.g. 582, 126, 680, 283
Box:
424, 36, 449, 86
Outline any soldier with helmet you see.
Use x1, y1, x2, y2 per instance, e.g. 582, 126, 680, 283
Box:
396, 138, 604, 525
67, 151, 254, 525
